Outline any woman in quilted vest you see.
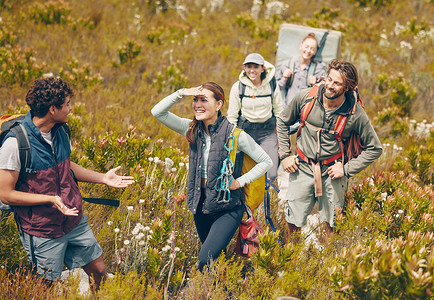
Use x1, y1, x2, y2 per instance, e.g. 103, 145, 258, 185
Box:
152, 82, 272, 271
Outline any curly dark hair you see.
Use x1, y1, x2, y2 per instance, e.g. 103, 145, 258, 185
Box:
26, 77, 74, 118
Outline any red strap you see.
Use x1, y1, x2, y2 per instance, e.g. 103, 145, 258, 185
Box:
296, 145, 308, 162
1, 114, 13, 120
334, 115, 347, 138
322, 152, 343, 165
297, 144, 342, 166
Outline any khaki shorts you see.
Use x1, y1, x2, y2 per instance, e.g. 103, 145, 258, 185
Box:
284, 168, 348, 228
19, 215, 102, 281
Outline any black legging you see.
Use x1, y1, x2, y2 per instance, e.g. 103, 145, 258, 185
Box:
193, 195, 244, 272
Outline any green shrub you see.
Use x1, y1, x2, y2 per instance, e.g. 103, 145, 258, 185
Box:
29, 0, 71, 25
347, 0, 393, 8
117, 40, 142, 65
329, 231, 434, 299
152, 61, 188, 93
0, 21, 18, 47
0, 45, 45, 86
59, 58, 103, 88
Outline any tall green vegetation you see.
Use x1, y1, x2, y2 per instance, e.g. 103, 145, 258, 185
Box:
0, 0, 432, 298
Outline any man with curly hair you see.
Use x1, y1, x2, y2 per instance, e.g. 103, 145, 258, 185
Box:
0, 77, 134, 289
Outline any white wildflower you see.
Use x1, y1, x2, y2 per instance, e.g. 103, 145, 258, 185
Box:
178, 162, 185, 167
398, 210, 404, 215
107, 221, 113, 226
144, 226, 150, 232
174, 247, 180, 252
162, 245, 171, 252
264, 1, 286, 19
139, 199, 145, 204
135, 233, 145, 240
154, 157, 160, 163
132, 228, 139, 235
148, 157, 154, 162
400, 41, 412, 50
127, 206, 134, 211
251, 0, 262, 20
171, 167, 177, 172
43, 72, 54, 78
139, 240, 146, 246
114, 228, 120, 233
381, 192, 387, 202
124, 240, 130, 245
169, 253, 176, 259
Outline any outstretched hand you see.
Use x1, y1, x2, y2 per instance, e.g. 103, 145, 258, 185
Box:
52, 195, 79, 216
103, 166, 135, 188
183, 85, 205, 97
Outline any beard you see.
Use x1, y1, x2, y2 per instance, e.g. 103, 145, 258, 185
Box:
324, 87, 345, 100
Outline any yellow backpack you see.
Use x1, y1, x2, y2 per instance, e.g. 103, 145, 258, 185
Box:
229, 127, 265, 211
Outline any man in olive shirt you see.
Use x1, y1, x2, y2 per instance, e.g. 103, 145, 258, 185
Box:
277, 59, 382, 241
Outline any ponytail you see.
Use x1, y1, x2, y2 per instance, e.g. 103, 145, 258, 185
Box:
186, 117, 199, 143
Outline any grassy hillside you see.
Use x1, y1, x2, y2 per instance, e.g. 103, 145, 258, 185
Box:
0, 0, 433, 299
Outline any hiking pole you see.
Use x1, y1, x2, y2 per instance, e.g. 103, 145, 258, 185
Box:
264, 175, 280, 233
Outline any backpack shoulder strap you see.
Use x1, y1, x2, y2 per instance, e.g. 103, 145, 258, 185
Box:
306, 61, 317, 87
238, 81, 246, 102
300, 83, 321, 122
297, 83, 322, 138
10, 124, 32, 185
229, 127, 242, 167
286, 57, 296, 89
269, 76, 276, 101
315, 31, 329, 60
334, 89, 364, 137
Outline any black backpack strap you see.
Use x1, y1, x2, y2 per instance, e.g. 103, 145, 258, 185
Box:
269, 76, 276, 101
315, 31, 329, 60
238, 81, 246, 102
10, 124, 32, 186
82, 197, 120, 207
238, 81, 246, 120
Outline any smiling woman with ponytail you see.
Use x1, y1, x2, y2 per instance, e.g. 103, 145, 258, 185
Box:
151, 82, 272, 272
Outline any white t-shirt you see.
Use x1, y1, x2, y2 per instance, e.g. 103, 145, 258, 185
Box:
0, 132, 53, 172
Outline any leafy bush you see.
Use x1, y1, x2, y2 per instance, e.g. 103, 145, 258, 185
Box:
0, 45, 45, 86
117, 40, 143, 65
153, 61, 188, 93
29, 1, 71, 25
0, 21, 18, 47
59, 58, 103, 88
347, 0, 393, 8
329, 231, 434, 299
